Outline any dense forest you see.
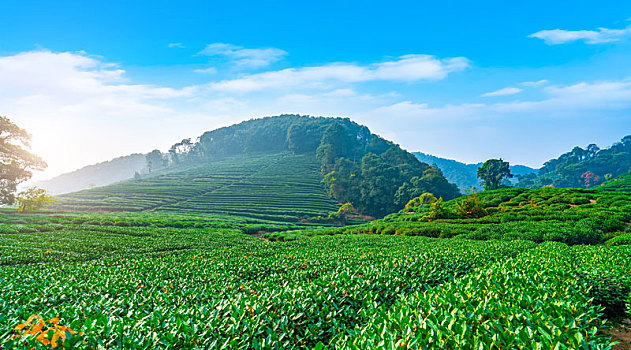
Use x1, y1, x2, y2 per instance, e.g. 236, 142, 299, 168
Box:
150, 115, 460, 217
516, 135, 631, 189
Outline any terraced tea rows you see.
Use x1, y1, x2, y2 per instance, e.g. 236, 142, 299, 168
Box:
270, 187, 631, 244
156, 153, 338, 221
55, 153, 339, 222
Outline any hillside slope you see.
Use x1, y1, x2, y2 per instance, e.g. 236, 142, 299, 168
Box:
55, 115, 460, 220
270, 187, 631, 245
35, 153, 146, 194
413, 152, 536, 191
598, 170, 631, 192
56, 152, 339, 222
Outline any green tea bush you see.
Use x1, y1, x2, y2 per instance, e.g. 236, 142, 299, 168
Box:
606, 232, 631, 246
343, 243, 612, 349
0, 228, 534, 349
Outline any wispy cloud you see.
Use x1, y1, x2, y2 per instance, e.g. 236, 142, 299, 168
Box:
193, 67, 217, 74
168, 43, 185, 48
520, 80, 548, 87
482, 87, 523, 97
4, 49, 631, 178
197, 43, 288, 69
205, 55, 470, 92
529, 26, 631, 45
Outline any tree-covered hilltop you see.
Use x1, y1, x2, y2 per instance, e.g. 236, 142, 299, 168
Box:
516, 135, 631, 189
153, 115, 460, 217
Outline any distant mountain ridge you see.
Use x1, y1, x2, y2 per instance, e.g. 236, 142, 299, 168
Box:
413, 152, 536, 192
36, 154, 146, 194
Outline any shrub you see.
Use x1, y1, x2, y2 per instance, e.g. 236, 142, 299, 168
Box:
606, 233, 631, 247
455, 192, 487, 218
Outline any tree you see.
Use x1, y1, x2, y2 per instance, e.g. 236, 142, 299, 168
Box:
580, 171, 601, 188
455, 190, 487, 218
477, 159, 513, 190
145, 150, 165, 173
16, 187, 55, 212
404, 193, 437, 211
0, 116, 47, 204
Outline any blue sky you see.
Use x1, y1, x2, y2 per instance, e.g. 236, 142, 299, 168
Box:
1, 0, 631, 179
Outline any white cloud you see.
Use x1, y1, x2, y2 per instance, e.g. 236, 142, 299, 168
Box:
520, 79, 548, 87
482, 87, 523, 97
205, 55, 470, 93
197, 43, 288, 69
168, 43, 185, 48
4, 48, 631, 180
0, 50, 192, 179
193, 67, 217, 74
529, 26, 631, 45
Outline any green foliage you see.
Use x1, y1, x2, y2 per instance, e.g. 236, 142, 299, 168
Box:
55, 153, 341, 223
145, 149, 167, 173
0, 218, 535, 349
413, 152, 536, 192
15, 187, 56, 212
606, 232, 631, 247
318, 125, 460, 217
477, 158, 513, 190
271, 187, 631, 245
0, 116, 47, 204
344, 243, 618, 349
2, 208, 630, 348
404, 193, 437, 210
427, 197, 454, 220
516, 135, 631, 189
50, 115, 460, 220
598, 170, 631, 192
455, 190, 487, 218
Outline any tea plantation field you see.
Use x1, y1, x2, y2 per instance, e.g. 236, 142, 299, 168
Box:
1, 212, 631, 349
270, 187, 631, 246
54, 153, 339, 223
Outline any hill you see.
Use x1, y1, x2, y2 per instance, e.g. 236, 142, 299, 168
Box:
413, 152, 536, 191
55, 115, 460, 220
269, 187, 631, 246
515, 135, 631, 189
34, 153, 146, 194
57, 152, 340, 222
598, 170, 631, 192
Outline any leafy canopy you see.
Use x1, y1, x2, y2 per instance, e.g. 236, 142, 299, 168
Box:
16, 187, 56, 212
0, 116, 47, 204
477, 158, 513, 191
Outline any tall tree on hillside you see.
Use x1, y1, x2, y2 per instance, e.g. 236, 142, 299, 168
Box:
477, 159, 513, 190
146, 150, 165, 173
0, 116, 47, 204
